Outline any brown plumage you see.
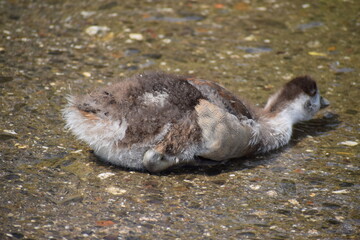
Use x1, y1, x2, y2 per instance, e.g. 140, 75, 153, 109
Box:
63, 72, 329, 172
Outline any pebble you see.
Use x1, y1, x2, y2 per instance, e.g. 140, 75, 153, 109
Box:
85, 26, 110, 36
332, 189, 350, 194
70, 149, 82, 154
244, 35, 256, 41
306, 40, 321, 48
144, 16, 204, 23
81, 11, 96, 18
124, 48, 140, 56
297, 21, 324, 31
15, 143, 28, 149
308, 229, 319, 235
288, 199, 300, 205
162, 38, 172, 44
237, 46, 272, 54
249, 184, 261, 190
97, 172, 115, 180
129, 33, 144, 41
330, 61, 354, 73
3, 129, 17, 135
105, 186, 127, 195
308, 51, 327, 57
82, 72, 91, 77
266, 190, 278, 197
339, 141, 358, 147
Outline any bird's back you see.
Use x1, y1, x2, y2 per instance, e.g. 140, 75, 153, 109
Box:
64, 72, 256, 171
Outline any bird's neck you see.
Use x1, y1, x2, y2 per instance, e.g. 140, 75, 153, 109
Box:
255, 110, 294, 153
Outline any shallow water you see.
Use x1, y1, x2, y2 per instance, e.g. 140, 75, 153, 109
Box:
0, 0, 359, 239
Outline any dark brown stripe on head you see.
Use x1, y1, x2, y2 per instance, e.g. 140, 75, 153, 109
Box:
269, 76, 318, 113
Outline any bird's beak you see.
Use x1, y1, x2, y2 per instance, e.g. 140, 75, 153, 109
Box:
320, 96, 330, 109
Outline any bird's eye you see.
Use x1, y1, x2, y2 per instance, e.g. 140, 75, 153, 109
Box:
305, 100, 312, 108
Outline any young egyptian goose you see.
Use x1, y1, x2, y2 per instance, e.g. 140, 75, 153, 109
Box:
63, 72, 329, 172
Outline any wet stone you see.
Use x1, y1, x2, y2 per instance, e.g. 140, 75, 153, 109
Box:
327, 218, 342, 225
103, 235, 119, 240
187, 202, 201, 209
276, 209, 292, 216
237, 46, 272, 54
322, 203, 342, 209
344, 109, 358, 115
0, 76, 13, 83
0, 134, 17, 140
278, 179, 297, 196
81, 230, 94, 236
144, 194, 164, 204
124, 48, 141, 57
297, 21, 324, 30
4, 173, 21, 180
98, 1, 118, 10
303, 209, 319, 216
338, 182, 354, 187
143, 53, 162, 59
305, 177, 326, 186
237, 232, 256, 237
211, 180, 226, 185
59, 194, 84, 205
121, 64, 139, 71
144, 15, 205, 23
47, 49, 65, 55
10, 232, 24, 239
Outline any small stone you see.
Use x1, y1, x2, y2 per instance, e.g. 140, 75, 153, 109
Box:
306, 40, 321, 48
70, 149, 82, 154
81, 11, 96, 18
85, 26, 110, 36
332, 189, 349, 194
266, 190, 278, 197
97, 172, 115, 180
15, 143, 28, 149
244, 35, 256, 41
324, 112, 336, 119
60, 194, 84, 205
96, 220, 115, 227
249, 184, 261, 190
82, 72, 91, 77
288, 199, 300, 205
162, 38, 171, 44
105, 186, 126, 195
308, 229, 318, 235
256, 7, 267, 11
339, 141, 358, 147
253, 210, 267, 217
129, 33, 144, 41
139, 216, 158, 221
297, 22, 324, 30
308, 51, 327, 57
279, 179, 297, 195
3, 130, 17, 135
